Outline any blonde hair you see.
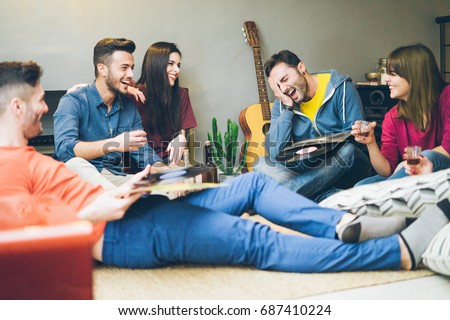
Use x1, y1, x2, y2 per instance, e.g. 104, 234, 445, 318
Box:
387, 44, 445, 131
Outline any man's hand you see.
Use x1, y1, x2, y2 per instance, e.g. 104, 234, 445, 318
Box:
77, 188, 141, 223
128, 164, 151, 186
166, 134, 187, 165
108, 130, 148, 152
127, 86, 146, 103
268, 77, 294, 107
77, 165, 151, 223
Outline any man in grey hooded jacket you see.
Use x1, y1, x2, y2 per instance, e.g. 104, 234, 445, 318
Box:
253, 50, 371, 201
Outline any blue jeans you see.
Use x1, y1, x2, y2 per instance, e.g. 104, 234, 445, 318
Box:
355, 150, 450, 186
253, 142, 371, 201
102, 172, 400, 272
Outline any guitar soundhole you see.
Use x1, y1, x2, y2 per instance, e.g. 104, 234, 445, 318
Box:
262, 123, 270, 135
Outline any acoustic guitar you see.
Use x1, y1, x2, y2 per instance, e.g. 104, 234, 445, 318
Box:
238, 21, 273, 171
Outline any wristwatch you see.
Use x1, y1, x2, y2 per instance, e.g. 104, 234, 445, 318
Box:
282, 104, 294, 112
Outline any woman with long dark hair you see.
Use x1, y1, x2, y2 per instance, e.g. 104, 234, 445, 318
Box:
135, 42, 197, 165
353, 43, 450, 185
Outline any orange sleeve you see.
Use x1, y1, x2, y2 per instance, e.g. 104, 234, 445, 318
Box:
0, 158, 46, 230
29, 152, 107, 241
0, 148, 106, 241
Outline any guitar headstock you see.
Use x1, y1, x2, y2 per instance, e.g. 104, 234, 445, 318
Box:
243, 21, 260, 48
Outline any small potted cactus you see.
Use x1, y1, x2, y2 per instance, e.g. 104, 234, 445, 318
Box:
207, 117, 248, 179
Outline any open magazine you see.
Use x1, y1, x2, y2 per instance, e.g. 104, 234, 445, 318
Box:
131, 164, 225, 194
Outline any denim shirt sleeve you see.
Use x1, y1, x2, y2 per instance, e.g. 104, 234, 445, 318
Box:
53, 94, 82, 162
129, 107, 162, 167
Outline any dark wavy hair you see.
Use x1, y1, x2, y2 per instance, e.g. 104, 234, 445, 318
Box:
137, 42, 181, 136
387, 43, 446, 131
93, 38, 136, 77
264, 50, 301, 77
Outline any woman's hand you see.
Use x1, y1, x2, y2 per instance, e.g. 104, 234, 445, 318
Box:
67, 83, 88, 93
351, 120, 377, 144
167, 134, 187, 165
404, 155, 433, 176
393, 160, 406, 173
127, 86, 146, 103
149, 162, 170, 174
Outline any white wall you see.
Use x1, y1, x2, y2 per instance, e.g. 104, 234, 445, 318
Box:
1, 0, 449, 160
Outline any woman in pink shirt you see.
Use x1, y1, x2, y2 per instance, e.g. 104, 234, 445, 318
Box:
353, 43, 450, 186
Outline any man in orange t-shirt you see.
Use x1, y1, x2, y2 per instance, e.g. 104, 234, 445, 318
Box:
0, 61, 147, 261
1, 60, 449, 273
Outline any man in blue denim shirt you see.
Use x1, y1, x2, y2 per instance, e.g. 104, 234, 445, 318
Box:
54, 38, 164, 187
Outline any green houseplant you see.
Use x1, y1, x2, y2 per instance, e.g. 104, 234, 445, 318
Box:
207, 117, 248, 176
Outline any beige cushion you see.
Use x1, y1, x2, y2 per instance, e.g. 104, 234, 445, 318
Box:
422, 223, 450, 276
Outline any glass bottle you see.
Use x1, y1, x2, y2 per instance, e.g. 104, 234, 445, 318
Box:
183, 149, 190, 167
203, 141, 219, 183
377, 58, 387, 85
182, 148, 199, 183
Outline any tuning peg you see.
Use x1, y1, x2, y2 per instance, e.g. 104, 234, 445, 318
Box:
244, 39, 248, 42
241, 28, 244, 31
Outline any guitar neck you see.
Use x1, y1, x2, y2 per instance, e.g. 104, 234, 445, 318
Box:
252, 47, 271, 121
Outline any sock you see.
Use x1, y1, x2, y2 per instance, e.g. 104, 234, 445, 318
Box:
400, 199, 450, 269
337, 215, 410, 243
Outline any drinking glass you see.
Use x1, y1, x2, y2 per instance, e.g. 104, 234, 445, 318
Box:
358, 120, 371, 137
405, 146, 422, 166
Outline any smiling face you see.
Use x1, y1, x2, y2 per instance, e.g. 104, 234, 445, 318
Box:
167, 52, 181, 87
385, 70, 410, 101
269, 62, 308, 103
21, 82, 48, 139
102, 50, 135, 95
